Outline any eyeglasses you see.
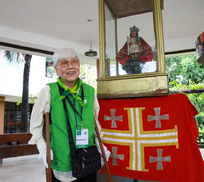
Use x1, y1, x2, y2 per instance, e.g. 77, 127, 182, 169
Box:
58, 58, 79, 68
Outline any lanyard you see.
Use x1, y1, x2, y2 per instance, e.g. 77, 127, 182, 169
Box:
58, 83, 84, 128
64, 86, 84, 119
73, 98, 77, 128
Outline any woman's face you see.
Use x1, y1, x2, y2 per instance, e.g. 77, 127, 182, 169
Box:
55, 57, 80, 88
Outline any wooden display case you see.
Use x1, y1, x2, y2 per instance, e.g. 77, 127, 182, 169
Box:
97, 0, 168, 98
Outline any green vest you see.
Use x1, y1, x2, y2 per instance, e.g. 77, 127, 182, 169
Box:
48, 82, 95, 172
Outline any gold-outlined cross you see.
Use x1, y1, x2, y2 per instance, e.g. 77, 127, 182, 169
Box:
102, 107, 178, 172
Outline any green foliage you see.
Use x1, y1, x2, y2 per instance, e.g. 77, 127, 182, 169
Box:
28, 93, 39, 103
196, 113, 204, 130
16, 93, 39, 105
4, 50, 24, 63
166, 54, 204, 142
4, 50, 16, 61
196, 113, 204, 143
169, 81, 204, 91
16, 97, 22, 106
79, 63, 97, 90
166, 55, 204, 87
187, 92, 204, 113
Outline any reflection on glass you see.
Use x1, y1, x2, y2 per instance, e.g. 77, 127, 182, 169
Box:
104, 1, 158, 77
105, 3, 117, 77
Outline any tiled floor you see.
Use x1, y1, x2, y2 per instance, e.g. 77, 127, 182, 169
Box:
1, 149, 204, 182
0, 155, 46, 182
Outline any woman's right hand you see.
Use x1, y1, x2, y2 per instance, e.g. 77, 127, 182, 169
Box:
38, 145, 53, 168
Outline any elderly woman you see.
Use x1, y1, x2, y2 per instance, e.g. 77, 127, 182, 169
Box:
29, 48, 106, 182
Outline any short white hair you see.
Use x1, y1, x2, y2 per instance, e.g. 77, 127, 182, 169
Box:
53, 48, 79, 67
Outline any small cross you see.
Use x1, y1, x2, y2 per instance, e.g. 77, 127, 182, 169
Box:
104, 109, 123, 128
148, 107, 169, 128
149, 149, 171, 170
110, 146, 124, 166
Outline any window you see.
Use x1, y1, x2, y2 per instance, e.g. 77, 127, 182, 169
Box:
4, 102, 32, 133
45, 57, 55, 78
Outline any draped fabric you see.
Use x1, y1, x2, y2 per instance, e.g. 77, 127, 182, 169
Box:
98, 94, 204, 182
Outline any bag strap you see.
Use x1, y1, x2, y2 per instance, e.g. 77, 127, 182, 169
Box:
64, 86, 84, 121
58, 83, 96, 153
58, 83, 76, 157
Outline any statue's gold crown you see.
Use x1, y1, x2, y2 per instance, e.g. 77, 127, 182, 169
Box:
130, 26, 139, 33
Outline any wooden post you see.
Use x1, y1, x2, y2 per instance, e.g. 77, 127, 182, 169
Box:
45, 112, 52, 182
94, 118, 112, 182
97, 59, 100, 79
0, 96, 5, 134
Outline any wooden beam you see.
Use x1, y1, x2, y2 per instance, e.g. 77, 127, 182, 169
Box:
165, 48, 195, 56
0, 42, 53, 55
170, 88, 204, 94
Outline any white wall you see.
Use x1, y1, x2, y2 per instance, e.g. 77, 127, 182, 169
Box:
0, 50, 56, 101
29, 55, 56, 95
0, 50, 23, 97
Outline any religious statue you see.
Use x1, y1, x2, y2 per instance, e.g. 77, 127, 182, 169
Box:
116, 26, 153, 74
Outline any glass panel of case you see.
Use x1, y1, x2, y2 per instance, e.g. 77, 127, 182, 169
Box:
105, 2, 157, 77
105, 3, 117, 77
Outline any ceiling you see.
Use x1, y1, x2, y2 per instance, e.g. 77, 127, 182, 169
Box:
0, 0, 203, 65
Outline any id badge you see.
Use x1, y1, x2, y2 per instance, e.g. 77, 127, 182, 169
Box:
76, 129, 88, 149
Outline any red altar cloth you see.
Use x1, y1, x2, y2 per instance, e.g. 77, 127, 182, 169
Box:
98, 94, 204, 182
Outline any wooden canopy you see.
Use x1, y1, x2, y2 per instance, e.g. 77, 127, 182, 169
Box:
105, 0, 164, 18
